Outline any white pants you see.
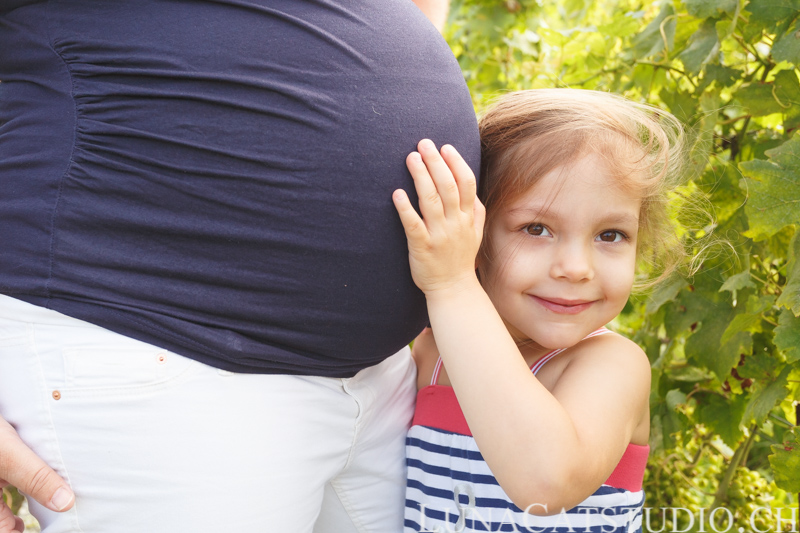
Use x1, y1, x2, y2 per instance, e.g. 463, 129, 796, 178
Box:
0, 295, 417, 533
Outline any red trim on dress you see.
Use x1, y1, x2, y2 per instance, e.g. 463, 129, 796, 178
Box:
411, 385, 649, 492
412, 385, 473, 436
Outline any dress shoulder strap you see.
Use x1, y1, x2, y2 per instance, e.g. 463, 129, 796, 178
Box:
530, 327, 612, 376
431, 327, 613, 382
430, 356, 445, 386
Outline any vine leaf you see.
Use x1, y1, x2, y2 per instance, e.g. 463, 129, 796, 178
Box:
646, 274, 688, 314
743, 364, 792, 426
686, 308, 752, 381
631, 4, 676, 59
696, 393, 747, 447
696, 63, 741, 92
745, 0, 800, 33
777, 230, 800, 314
720, 295, 771, 345
719, 257, 755, 303
739, 134, 800, 241
774, 309, 800, 363
769, 427, 800, 493
679, 18, 719, 73
772, 20, 800, 64
684, 0, 737, 18
736, 71, 800, 118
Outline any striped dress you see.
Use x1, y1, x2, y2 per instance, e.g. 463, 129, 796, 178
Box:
405, 328, 649, 532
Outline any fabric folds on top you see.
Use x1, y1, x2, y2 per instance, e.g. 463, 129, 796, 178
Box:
0, 0, 480, 376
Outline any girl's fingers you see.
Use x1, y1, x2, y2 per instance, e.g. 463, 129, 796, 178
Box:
416, 139, 461, 216
406, 151, 445, 225
441, 144, 477, 215
473, 196, 486, 237
392, 189, 429, 243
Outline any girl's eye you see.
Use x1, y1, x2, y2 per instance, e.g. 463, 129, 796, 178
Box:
596, 230, 626, 243
523, 224, 551, 237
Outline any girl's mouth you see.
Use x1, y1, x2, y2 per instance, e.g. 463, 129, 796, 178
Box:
530, 295, 595, 315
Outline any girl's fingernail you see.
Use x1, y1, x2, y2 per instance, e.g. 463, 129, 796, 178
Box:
443, 144, 457, 155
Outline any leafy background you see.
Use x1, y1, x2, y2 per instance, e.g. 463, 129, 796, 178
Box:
444, 0, 799, 529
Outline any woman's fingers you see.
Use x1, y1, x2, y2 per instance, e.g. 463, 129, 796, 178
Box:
0, 501, 23, 533
0, 417, 74, 513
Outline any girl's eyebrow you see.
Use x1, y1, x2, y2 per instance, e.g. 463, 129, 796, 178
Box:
597, 213, 640, 226
506, 206, 639, 226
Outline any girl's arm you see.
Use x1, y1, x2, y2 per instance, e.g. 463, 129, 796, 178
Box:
392, 140, 650, 514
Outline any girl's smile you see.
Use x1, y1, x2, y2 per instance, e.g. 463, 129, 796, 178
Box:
528, 295, 597, 315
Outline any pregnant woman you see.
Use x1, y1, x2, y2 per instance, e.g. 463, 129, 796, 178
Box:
0, 1, 479, 531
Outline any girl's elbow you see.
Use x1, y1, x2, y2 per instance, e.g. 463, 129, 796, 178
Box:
506, 472, 593, 516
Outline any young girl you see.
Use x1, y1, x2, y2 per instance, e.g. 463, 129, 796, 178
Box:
392, 89, 686, 532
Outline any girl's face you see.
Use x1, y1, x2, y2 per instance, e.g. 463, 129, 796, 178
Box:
479, 153, 641, 358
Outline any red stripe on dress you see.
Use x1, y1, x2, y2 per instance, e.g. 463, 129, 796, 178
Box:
605, 443, 649, 492
412, 385, 472, 436
411, 385, 649, 491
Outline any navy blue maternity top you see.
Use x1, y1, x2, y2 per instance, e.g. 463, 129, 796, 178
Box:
0, 0, 479, 376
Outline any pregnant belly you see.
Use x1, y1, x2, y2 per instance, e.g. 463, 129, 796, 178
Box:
0, 0, 479, 374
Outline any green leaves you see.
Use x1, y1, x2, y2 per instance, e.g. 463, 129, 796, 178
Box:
450, 0, 799, 511
745, 0, 800, 31
684, 0, 738, 18
743, 364, 792, 425
774, 309, 800, 363
777, 231, 800, 314
679, 18, 719, 73
740, 134, 800, 241
772, 21, 800, 63
631, 4, 676, 59
769, 427, 800, 492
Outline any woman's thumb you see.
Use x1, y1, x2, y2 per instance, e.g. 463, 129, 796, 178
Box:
0, 419, 74, 512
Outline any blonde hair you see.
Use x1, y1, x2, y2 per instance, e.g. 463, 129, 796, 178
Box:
478, 89, 688, 289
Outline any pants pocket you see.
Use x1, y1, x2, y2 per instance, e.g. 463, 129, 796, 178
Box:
60, 345, 194, 393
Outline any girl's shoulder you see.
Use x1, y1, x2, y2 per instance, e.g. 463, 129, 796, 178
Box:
566, 330, 649, 373
536, 330, 650, 391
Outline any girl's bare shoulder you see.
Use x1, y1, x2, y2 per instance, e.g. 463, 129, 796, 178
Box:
567, 330, 647, 365
541, 331, 650, 390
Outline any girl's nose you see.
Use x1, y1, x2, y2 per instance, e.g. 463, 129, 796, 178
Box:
550, 242, 594, 282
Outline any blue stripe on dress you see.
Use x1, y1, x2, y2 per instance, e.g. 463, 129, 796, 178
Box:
406, 435, 485, 461
406, 457, 500, 485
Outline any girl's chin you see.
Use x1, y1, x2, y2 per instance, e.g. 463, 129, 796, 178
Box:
521, 328, 595, 351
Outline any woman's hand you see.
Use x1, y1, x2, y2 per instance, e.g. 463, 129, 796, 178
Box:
392, 139, 485, 297
0, 496, 23, 533
0, 415, 74, 532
